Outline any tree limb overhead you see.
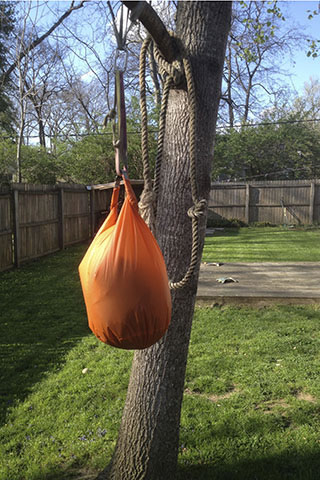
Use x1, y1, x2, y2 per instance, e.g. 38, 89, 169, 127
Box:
122, 1, 178, 63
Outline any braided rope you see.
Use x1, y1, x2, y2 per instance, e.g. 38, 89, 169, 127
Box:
182, 57, 197, 203
139, 35, 207, 289
138, 36, 156, 233
153, 75, 172, 203
139, 35, 153, 193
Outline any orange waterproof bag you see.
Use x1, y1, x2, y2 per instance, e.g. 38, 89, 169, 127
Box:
79, 178, 171, 349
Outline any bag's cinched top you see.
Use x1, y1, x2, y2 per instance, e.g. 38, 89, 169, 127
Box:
79, 178, 171, 350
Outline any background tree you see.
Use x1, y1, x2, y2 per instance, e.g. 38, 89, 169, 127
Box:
293, 77, 320, 128
213, 113, 320, 181
24, 39, 64, 149
97, 2, 231, 479
0, 1, 16, 133
219, 1, 306, 126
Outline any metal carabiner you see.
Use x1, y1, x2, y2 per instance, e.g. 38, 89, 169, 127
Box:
114, 48, 128, 73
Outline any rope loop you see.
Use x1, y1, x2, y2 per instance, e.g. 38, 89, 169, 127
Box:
138, 34, 207, 290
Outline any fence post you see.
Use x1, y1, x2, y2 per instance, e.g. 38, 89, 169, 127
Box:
13, 188, 20, 267
58, 187, 65, 250
90, 187, 95, 238
245, 183, 250, 224
309, 181, 316, 224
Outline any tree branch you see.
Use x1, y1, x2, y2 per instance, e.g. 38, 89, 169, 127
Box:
3, 1, 86, 81
122, 1, 178, 63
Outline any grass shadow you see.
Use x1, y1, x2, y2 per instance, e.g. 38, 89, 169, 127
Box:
178, 451, 320, 479
27, 450, 320, 480
208, 227, 241, 238
0, 244, 90, 426
26, 464, 98, 480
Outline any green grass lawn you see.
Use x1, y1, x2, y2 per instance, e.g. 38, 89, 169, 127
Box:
1, 243, 320, 479
203, 226, 320, 263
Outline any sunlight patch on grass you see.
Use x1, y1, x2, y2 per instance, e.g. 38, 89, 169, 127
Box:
203, 227, 320, 263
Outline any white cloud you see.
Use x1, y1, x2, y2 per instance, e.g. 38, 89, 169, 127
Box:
80, 71, 95, 82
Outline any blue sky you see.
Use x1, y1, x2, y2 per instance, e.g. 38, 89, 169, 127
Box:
22, 1, 319, 95
281, 1, 320, 93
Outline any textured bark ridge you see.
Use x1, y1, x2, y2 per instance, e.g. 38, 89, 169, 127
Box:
104, 3, 231, 480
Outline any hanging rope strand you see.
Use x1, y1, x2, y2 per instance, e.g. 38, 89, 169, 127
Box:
138, 35, 157, 232
153, 75, 172, 203
139, 35, 153, 192
183, 57, 197, 204
169, 55, 207, 290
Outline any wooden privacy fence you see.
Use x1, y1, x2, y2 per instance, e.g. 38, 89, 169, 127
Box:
1, 179, 320, 272
209, 179, 320, 225
0, 180, 144, 272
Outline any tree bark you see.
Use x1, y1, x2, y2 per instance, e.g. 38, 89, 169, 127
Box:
103, 2, 231, 479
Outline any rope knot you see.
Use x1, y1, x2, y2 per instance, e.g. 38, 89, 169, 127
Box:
187, 199, 207, 219
153, 43, 183, 86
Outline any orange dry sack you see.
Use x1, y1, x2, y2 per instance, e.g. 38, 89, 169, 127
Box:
79, 178, 171, 349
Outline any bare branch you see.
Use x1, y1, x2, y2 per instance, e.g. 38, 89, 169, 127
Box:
252, 82, 273, 96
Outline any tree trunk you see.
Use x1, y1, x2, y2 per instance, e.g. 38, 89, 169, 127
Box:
16, 112, 25, 183
36, 107, 46, 149
103, 3, 231, 479
226, 42, 234, 127
39, 119, 46, 149
243, 75, 253, 125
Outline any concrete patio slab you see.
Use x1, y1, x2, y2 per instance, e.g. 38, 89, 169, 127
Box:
197, 262, 320, 307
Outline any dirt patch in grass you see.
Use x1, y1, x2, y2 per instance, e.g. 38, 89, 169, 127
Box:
256, 399, 291, 415
256, 391, 317, 415
296, 392, 317, 403
184, 385, 239, 403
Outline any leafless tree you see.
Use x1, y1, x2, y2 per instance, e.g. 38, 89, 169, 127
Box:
4, 1, 87, 179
